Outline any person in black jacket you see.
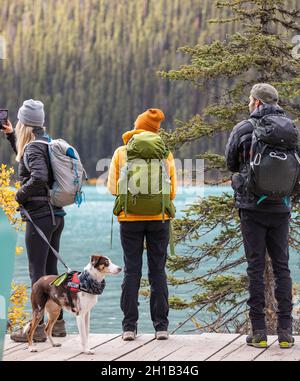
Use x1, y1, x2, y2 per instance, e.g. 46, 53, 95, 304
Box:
225, 84, 295, 349
1, 99, 67, 342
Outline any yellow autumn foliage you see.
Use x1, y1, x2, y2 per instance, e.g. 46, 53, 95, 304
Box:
0, 164, 22, 229
7, 283, 29, 332
15, 246, 23, 255
0, 165, 28, 331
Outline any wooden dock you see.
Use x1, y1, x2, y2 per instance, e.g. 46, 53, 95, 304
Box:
3, 333, 300, 361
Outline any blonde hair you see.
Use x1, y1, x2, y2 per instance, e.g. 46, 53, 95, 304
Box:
15, 121, 35, 162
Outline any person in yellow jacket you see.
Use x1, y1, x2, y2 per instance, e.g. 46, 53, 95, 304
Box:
108, 108, 177, 341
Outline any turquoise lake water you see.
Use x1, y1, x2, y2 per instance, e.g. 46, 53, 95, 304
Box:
13, 185, 300, 334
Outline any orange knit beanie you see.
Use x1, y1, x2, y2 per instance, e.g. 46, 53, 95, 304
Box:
134, 108, 165, 132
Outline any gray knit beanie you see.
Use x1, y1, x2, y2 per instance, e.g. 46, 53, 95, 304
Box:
250, 83, 279, 105
17, 99, 45, 127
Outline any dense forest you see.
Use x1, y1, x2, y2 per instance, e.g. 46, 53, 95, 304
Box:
0, 0, 238, 176
0, 0, 298, 176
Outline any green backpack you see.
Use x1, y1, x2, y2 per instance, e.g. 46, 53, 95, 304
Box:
113, 131, 176, 221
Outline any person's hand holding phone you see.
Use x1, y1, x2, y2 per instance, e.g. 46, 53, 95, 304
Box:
0, 110, 13, 134
0, 120, 13, 134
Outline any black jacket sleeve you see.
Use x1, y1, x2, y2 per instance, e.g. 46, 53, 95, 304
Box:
6, 132, 17, 155
15, 143, 49, 204
225, 120, 253, 173
292, 147, 300, 202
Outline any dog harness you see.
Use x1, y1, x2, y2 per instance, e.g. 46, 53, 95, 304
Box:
66, 272, 81, 293
51, 271, 106, 313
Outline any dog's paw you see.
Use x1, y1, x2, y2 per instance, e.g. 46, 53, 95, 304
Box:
52, 343, 62, 348
28, 346, 38, 353
83, 349, 95, 355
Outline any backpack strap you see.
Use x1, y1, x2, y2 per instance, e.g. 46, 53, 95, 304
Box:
248, 118, 261, 164
160, 161, 165, 223
124, 148, 129, 217
22, 139, 56, 225
23, 139, 50, 171
161, 159, 171, 222
169, 219, 175, 256
248, 118, 258, 129
110, 212, 114, 249
295, 151, 300, 165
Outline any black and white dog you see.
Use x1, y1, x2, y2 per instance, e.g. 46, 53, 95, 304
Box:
25, 255, 122, 354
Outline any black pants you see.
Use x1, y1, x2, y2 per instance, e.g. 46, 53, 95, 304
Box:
120, 220, 170, 332
240, 209, 293, 331
26, 215, 65, 321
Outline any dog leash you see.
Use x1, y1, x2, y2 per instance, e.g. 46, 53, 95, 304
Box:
19, 206, 72, 273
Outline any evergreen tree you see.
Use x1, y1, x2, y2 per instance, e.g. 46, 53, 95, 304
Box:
0, 0, 213, 176
160, 0, 300, 334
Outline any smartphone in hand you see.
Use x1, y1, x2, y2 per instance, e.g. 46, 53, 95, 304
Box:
0, 109, 8, 130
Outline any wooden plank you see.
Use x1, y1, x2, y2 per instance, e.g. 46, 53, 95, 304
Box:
23, 334, 119, 361
163, 333, 240, 361
4, 335, 25, 351
207, 335, 278, 361
3, 343, 27, 356
3, 336, 70, 361
69, 334, 154, 361
3, 333, 299, 362
116, 335, 202, 361
255, 336, 300, 361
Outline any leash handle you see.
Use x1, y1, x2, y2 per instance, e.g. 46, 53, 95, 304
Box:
20, 206, 72, 272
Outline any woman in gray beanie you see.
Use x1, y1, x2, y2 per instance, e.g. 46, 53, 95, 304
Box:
1, 99, 67, 341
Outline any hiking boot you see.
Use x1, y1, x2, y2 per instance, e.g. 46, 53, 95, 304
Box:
155, 331, 169, 340
10, 323, 47, 343
52, 319, 67, 338
278, 329, 294, 349
122, 331, 136, 341
246, 329, 268, 348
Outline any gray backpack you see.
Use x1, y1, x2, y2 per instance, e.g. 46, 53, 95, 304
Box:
24, 138, 87, 207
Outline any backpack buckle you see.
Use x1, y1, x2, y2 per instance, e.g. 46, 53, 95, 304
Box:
253, 153, 262, 166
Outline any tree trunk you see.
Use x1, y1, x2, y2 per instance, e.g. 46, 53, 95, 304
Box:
143, 0, 149, 19
256, 1, 278, 335
264, 254, 277, 334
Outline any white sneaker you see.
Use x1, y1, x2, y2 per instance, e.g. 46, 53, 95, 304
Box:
155, 331, 169, 340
